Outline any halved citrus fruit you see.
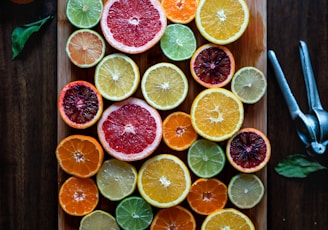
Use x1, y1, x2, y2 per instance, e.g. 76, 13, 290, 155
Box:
226, 127, 271, 173
56, 134, 104, 178
66, 0, 103, 29
228, 173, 265, 209
150, 205, 196, 230
190, 43, 235, 88
195, 0, 250, 45
231, 66, 267, 104
97, 97, 162, 161
161, 0, 198, 24
79, 210, 120, 230
187, 178, 228, 215
59, 176, 99, 216
96, 159, 137, 201
138, 154, 191, 208
141, 62, 188, 110
115, 196, 153, 230
162, 111, 198, 151
187, 139, 225, 178
66, 29, 106, 68
95, 53, 140, 101
100, 0, 167, 54
201, 208, 255, 230
190, 88, 244, 142
58, 80, 103, 129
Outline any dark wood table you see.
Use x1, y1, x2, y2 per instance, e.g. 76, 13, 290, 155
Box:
1, 0, 327, 229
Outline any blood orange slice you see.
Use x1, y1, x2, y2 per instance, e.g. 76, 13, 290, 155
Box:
100, 0, 167, 54
97, 97, 162, 161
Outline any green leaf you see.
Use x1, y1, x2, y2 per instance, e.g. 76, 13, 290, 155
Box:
275, 154, 327, 178
11, 15, 54, 60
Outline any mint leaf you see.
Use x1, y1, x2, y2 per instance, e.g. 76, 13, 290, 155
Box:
275, 154, 327, 178
11, 15, 54, 60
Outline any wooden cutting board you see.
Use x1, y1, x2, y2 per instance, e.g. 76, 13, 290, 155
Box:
57, 0, 267, 229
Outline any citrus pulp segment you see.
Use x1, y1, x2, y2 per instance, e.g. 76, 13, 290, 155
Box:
190, 88, 244, 142
228, 173, 265, 209
187, 139, 225, 178
231, 66, 267, 104
201, 208, 255, 230
58, 80, 103, 129
115, 196, 153, 230
162, 111, 198, 151
187, 178, 228, 215
161, 0, 198, 24
59, 176, 99, 216
56, 134, 104, 178
137, 154, 191, 208
160, 23, 197, 61
226, 128, 271, 173
141, 62, 189, 110
190, 43, 235, 88
101, 0, 167, 54
66, 0, 103, 29
195, 0, 250, 45
150, 205, 196, 230
96, 159, 137, 201
97, 97, 162, 161
79, 210, 120, 230
95, 53, 140, 101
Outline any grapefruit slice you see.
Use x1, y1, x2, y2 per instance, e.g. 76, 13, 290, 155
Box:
97, 97, 162, 161
100, 0, 167, 54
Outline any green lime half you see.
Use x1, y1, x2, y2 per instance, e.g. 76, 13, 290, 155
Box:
187, 139, 226, 178
160, 24, 197, 61
228, 173, 265, 209
66, 0, 103, 29
79, 210, 120, 230
116, 196, 153, 230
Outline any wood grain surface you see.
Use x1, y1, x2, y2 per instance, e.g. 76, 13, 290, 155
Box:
0, 0, 328, 230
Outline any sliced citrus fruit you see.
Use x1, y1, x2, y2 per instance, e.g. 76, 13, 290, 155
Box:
160, 23, 197, 61
226, 127, 271, 173
58, 176, 99, 216
138, 154, 191, 208
56, 134, 104, 178
58, 80, 103, 129
66, 0, 103, 29
66, 29, 105, 68
115, 196, 153, 230
190, 88, 244, 142
161, 0, 198, 24
141, 62, 188, 110
187, 178, 228, 215
101, 0, 167, 54
97, 97, 162, 161
228, 173, 264, 209
195, 0, 250, 45
201, 208, 255, 230
96, 159, 137, 201
162, 111, 198, 151
79, 210, 120, 230
231, 66, 267, 104
187, 139, 225, 178
150, 205, 196, 230
95, 53, 140, 101
190, 43, 235, 88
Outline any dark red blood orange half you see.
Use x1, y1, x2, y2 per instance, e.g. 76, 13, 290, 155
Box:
97, 97, 163, 161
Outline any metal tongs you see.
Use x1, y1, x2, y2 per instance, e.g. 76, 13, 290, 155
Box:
268, 41, 328, 155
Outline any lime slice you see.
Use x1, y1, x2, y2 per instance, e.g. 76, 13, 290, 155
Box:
66, 0, 103, 29
96, 159, 137, 201
187, 139, 226, 178
116, 196, 153, 230
231, 66, 267, 104
160, 24, 197, 61
228, 173, 265, 209
79, 210, 120, 230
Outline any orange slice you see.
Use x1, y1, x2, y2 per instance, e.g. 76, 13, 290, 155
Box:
161, 0, 198, 24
